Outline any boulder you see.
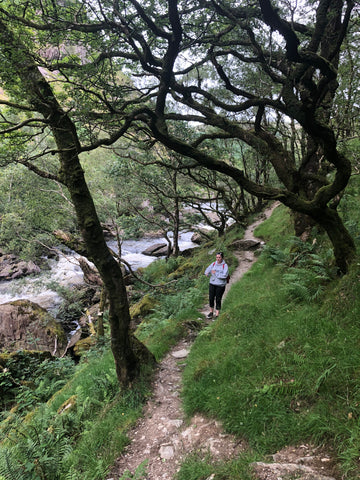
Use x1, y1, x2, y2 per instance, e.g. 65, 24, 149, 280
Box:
0, 300, 67, 356
191, 232, 203, 244
0, 250, 40, 281
229, 239, 261, 251
142, 243, 168, 257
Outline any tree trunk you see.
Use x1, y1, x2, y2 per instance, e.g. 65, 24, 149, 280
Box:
173, 196, 180, 256
312, 207, 356, 274
0, 20, 155, 386
97, 288, 107, 338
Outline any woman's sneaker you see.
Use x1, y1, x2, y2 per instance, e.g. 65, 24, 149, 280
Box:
207, 312, 213, 318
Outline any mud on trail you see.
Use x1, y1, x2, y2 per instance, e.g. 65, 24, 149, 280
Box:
107, 203, 339, 480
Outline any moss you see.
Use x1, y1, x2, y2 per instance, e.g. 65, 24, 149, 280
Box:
168, 260, 194, 279
57, 395, 78, 415
130, 294, 158, 319
73, 336, 96, 356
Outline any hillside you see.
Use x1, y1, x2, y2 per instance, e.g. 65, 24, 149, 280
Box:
1, 197, 360, 480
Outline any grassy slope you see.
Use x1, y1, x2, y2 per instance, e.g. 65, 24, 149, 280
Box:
181, 204, 360, 478
1, 196, 360, 479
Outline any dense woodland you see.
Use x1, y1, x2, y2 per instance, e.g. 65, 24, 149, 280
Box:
0, 0, 359, 479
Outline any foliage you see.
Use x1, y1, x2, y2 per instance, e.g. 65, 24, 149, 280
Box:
0, 421, 72, 480
0, 164, 76, 260
134, 256, 208, 359
2, 198, 360, 478
338, 174, 360, 246
182, 204, 360, 478
0, 353, 75, 412
262, 236, 337, 303
0, 346, 152, 480
118, 460, 148, 480
0, 0, 357, 273
175, 452, 258, 480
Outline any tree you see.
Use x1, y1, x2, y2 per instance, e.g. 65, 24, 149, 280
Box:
1, 0, 355, 272
0, 14, 154, 386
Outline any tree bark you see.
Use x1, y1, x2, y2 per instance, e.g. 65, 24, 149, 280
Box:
311, 207, 356, 274
0, 19, 155, 386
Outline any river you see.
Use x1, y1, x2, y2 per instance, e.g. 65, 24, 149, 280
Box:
0, 231, 198, 313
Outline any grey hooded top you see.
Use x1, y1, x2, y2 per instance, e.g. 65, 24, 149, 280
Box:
204, 260, 229, 286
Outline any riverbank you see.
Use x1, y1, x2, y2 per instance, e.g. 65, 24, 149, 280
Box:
0, 231, 199, 312
2, 202, 359, 479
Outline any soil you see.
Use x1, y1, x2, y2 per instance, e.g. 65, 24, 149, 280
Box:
106, 203, 340, 480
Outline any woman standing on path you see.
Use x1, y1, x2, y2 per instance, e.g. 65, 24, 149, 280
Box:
204, 252, 229, 319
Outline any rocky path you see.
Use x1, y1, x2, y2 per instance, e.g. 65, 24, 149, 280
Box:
107, 203, 339, 480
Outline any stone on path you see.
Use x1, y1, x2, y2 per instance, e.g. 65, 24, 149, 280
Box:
171, 349, 189, 359
159, 445, 175, 460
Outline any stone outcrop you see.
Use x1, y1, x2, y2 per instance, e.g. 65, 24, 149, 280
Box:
229, 239, 261, 251
190, 232, 203, 244
0, 300, 67, 356
0, 250, 40, 281
251, 444, 338, 480
142, 243, 169, 257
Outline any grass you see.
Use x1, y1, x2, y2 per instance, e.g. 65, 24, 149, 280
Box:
0, 346, 152, 480
175, 451, 259, 480
0, 233, 241, 480
2, 199, 360, 479
180, 205, 360, 478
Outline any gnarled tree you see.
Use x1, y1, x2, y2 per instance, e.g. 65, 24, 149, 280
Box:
0, 14, 154, 387
0, 0, 357, 277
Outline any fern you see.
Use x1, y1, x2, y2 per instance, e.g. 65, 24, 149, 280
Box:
314, 363, 337, 393
0, 422, 72, 480
264, 237, 335, 303
282, 269, 327, 302
0, 448, 24, 480
119, 460, 148, 480
262, 245, 287, 265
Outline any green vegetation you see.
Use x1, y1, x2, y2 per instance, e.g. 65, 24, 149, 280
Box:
1, 193, 360, 479
0, 0, 359, 477
181, 202, 360, 478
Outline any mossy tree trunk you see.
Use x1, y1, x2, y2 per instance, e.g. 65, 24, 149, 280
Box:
0, 20, 154, 386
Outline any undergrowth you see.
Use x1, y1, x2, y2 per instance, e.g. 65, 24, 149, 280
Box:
0, 228, 240, 480
2, 198, 360, 479
181, 204, 360, 478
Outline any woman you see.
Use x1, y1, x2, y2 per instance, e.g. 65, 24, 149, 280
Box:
204, 252, 229, 319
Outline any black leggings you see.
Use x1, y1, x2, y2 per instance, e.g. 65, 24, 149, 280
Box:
209, 283, 226, 311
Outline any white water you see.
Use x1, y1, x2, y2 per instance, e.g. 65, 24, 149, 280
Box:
0, 231, 198, 311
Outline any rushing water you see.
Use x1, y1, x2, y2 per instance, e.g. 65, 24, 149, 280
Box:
0, 231, 198, 312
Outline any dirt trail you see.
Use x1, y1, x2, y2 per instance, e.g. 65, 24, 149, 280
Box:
107, 203, 338, 480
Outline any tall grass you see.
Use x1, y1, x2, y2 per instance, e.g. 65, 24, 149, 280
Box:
0, 243, 234, 479
181, 205, 360, 478
0, 346, 152, 480
2, 200, 360, 479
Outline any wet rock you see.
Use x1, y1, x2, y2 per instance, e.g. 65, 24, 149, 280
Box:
0, 300, 67, 356
142, 243, 168, 256
0, 250, 40, 281
191, 232, 203, 244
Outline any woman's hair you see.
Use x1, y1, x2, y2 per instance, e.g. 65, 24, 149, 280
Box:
216, 252, 224, 258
